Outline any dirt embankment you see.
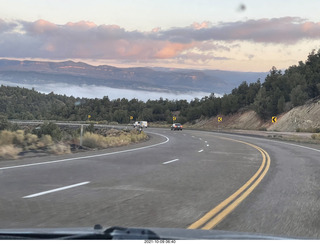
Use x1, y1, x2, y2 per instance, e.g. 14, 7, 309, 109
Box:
188, 97, 320, 143
268, 98, 320, 132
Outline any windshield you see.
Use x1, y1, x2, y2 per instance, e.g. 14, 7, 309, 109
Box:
1, 0, 320, 240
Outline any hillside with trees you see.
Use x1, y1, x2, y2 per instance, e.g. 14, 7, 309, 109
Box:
0, 50, 320, 125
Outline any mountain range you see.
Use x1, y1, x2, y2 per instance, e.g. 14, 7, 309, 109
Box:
0, 59, 268, 94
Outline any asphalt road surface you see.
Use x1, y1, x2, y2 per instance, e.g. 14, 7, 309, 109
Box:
0, 128, 319, 239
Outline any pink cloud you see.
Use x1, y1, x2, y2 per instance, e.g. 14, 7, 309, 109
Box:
66, 21, 97, 29
1, 17, 320, 62
152, 27, 161, 33
154, 42, 196, 59
27, 19, 58, 34
160, 17, 320, 44
191, 21, 211, 30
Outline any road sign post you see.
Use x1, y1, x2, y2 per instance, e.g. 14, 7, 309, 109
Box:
218, 117, 222, 132
173, 116, 176, 123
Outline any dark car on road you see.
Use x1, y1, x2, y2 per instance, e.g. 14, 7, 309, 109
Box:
171, 123, 183, 131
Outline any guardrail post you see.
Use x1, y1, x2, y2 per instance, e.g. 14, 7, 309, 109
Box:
80, 124, 83, 147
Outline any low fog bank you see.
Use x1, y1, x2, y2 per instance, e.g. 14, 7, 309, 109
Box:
0, 81, 219, 101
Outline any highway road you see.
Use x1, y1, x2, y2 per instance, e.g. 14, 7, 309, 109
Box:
0, 128, 320, 238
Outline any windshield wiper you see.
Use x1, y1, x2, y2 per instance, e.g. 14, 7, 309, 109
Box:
0, 225, 161, 240
59, 226, 161, 240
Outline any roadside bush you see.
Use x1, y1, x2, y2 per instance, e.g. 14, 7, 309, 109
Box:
85, 123, 95, 133
12, 130, 25, 146
311, 133, 320, 140
130, 131, 147, 143
0, 145, 21, 159
178, 116, 187, 125
0, 126, 148, 159
82, 132, 107, 148
314, 128, 320, 133
33, 122, 62, 141
109, 121, 119, 125
0, 130, 15, 145
49, 143, 71, 155
296, 127, 320, 133
0, 115, 9, 131
105, 133, 131, 147
25, 133, 38, 150
37, 135, 53, 148
82, 130, 147, 148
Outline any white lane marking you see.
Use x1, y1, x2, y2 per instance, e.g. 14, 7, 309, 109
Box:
198, 149, 204, 153
205, 141, 208, 143
192, 136, 195, 138
162, 159, 179, 165
207, 144, 210, 147
23, 181, 90, 198
0, 132, 169, 171
199, 138, 202, 140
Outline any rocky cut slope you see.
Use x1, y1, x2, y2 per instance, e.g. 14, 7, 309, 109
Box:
194, 97, 320, 132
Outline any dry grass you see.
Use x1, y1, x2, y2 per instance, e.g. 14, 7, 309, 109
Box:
0, 128, 147, 160
130, 130, 148, 143
0, 130, 69, 158
82, 132, 108, 148
37, 135, 54, 148
0, 130, 15, 145
311, 133, 320, 140
0, 145, 22, 159
82, 130, 147, 149
24, 133, 38, 150
49, 143, 71, 155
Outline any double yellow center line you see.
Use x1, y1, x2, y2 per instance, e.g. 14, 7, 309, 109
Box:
188, 137, 271, 230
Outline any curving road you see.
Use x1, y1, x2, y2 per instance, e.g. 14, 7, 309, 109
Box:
0, 128, 319, 238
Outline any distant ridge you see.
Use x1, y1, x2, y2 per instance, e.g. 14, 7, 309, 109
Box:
0, 59, 267, 94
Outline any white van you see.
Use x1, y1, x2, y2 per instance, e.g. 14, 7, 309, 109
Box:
133, 121, 148, 128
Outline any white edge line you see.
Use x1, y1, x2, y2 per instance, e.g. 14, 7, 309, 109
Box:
215, 132, 320, 153
268, 139, 320, 153
162, 159, 179, 165
198, 131, 320, 153
0, 132, 169, 171
23, 181, 90, 198
198, 149, 204, 152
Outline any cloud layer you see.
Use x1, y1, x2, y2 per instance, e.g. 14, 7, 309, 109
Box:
0, 17, 320, 62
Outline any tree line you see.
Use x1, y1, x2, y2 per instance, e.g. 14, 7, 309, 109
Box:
1, 49, 320, 124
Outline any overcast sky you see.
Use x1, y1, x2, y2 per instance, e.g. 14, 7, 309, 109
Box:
1, 0, 320, 71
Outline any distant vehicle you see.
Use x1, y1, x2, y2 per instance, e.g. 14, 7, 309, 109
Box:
171, 123, 183, 131
133, 121, 148, 128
